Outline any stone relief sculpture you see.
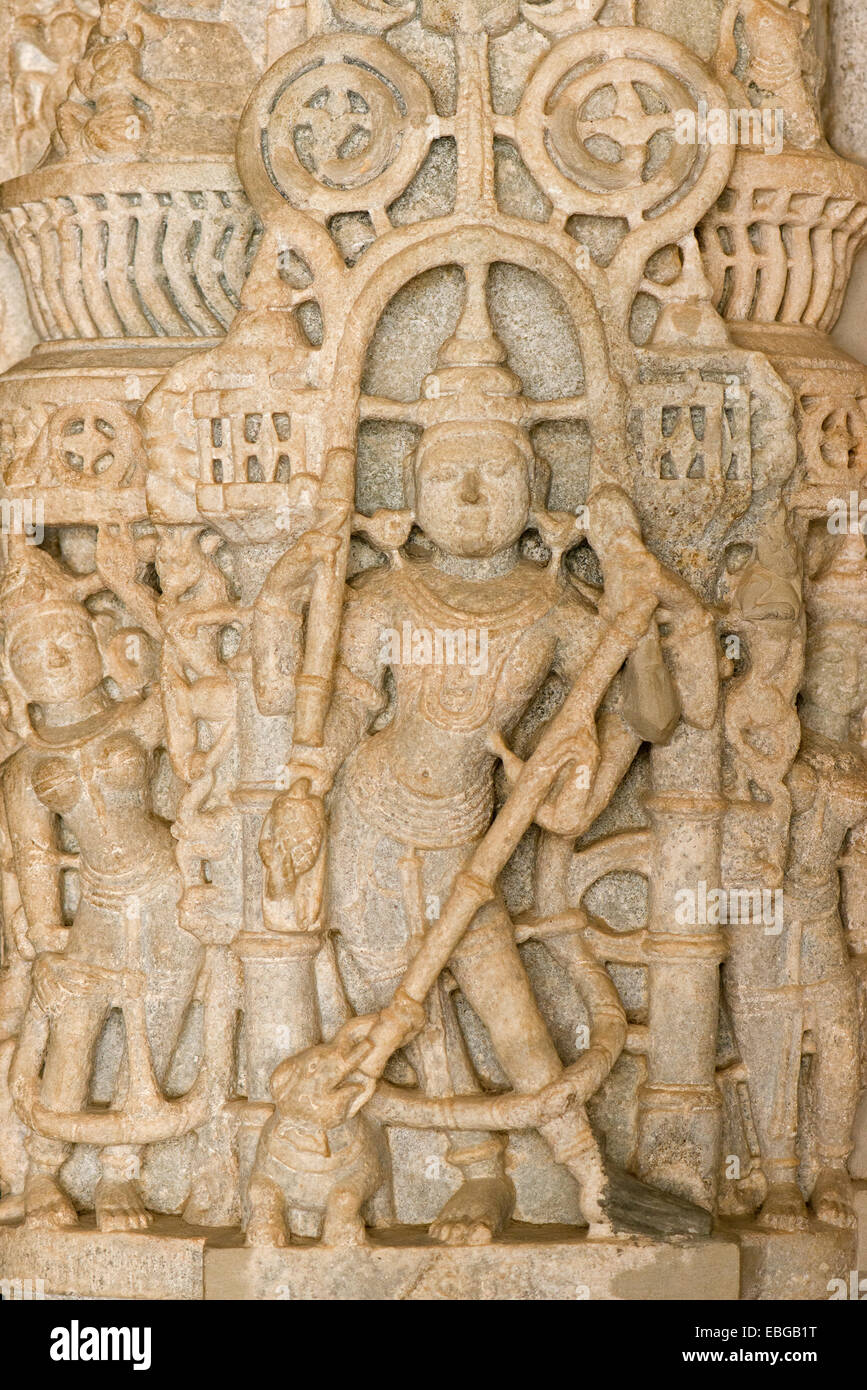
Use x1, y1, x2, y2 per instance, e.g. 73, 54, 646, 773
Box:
715, 0, 824, 150
249, 278, 715, 1245
49, 0, 170, 163
0, 540, 206, 1233
0, 0, 865, 1301
9, 2, 98, 173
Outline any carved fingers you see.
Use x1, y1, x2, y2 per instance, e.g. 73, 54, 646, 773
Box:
535, 727, 602, 834
352, 989, 427, 1085
30, 952, 114, 1017
260, 529, 343, 603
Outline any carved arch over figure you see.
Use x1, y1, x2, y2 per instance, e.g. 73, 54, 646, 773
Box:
326, 224, 629, 491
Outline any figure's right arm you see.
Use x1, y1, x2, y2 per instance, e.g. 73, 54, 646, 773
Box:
286, 576, 390, 794
2, 754, 65, 956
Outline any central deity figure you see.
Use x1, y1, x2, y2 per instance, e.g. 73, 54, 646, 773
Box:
256, 272, 693, 1245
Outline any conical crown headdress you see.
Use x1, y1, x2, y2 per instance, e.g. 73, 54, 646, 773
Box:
0, 542, 91, 645
415, 261, 532, 456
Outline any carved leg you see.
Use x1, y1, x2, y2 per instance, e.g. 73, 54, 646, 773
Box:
94, 977, 194, 1234
331, 832, 515, 1241
245, 1173, 289, 1251
0, 1037, 27, 1215
724, 983, 809, 1232
23, 993, 107, 1229
363, 1119, 397, 1229
449, 911, 612, 1233
537, 1107, 611, 1233
245, 1174, 288, 1247
808, 971, 859, 1229
405, 976, 515, 1245
322, 1184, 368, 1247
182, 1110, 242, 1228
143, 937, 218, 1224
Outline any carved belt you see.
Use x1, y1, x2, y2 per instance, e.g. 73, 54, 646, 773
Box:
347, 760, 493, 850
78, 847, 176, 909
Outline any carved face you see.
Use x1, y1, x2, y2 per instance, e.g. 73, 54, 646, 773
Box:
7, 610, 103, 705
100, 0, 135, 38
270, 1042, 362, 1131
414, 433, 531, 559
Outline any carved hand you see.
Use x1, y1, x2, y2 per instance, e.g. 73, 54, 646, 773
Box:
535, 727, 602, 834
260, 780, 327, 903
351, 989, 427, 1090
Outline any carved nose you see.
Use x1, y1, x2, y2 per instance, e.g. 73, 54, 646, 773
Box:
461, 472, 481, 504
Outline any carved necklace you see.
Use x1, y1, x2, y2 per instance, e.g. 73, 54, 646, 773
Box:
27, 697, 142, 752
396, 559, 561, 732
398, 557, 560, 632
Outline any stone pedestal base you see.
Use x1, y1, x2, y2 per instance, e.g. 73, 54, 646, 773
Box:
733, 1221, 858, 1301
205, 1227, 739, 1301
0, 1219, 209, 1300
0, 1219, 740, 1301
854, 1184, 867, 1272
19, 1208, 865, 1300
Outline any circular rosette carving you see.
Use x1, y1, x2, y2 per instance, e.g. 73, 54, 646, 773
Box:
43, 404, 144, 489
237, 35, 435, 220
516, 27, 733, 231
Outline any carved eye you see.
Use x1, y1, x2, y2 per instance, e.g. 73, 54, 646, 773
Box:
439, 467, 465, 485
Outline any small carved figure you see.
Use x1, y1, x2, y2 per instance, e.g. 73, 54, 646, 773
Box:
246, 1017, 384, 1247
724, 533, 867, 1231
11, 4, 96, 169
725, 731, 865, 1231
722, 529, 805, 881
52, 0, 169, 160
716, 0, 823, 149
0, 542, 203, 1231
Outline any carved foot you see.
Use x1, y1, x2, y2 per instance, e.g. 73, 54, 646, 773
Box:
429, 1177, 515, 1246
756, 1182, 809, 1232
322, 1186, 368, 1247
245, 1214, 289, 1247
94, 1178, 152, 1233
24, 1173, 78, 1230
812, 1168, 857, 1229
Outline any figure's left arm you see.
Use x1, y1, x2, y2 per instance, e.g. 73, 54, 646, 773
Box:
841, 818, 867, 960
129, 686, 166, 752
536, 594, 641, 838
535, 488, 719, 838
